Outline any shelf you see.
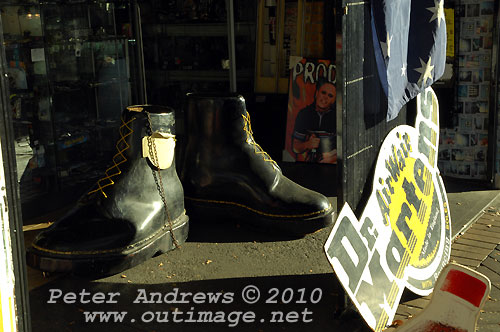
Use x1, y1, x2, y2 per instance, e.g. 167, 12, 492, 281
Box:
4, 39, 44, 48
147, 69, 253, 82
4, 36, 127, 49
0, 2, 42, 6
142, 22, 255, 37
433, 80, 455, 89
88, 78, 130, 88
40, 0, 101, 6
9, 90, 35, 97
51, 77, 129, 91
56, 133, 89, 150
13, 120, 33, 125
46, 35, 129, 46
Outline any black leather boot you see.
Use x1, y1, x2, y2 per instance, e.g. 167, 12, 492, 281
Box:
26, 105, 189, 276
180, 93, 334, 235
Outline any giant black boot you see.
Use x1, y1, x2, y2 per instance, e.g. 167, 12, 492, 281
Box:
180, 93, 334, 235
26, 105, 189, 276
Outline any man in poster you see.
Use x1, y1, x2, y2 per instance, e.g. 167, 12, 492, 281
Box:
292, 79, 337, 163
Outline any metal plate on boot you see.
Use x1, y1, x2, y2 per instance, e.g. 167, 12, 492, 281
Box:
142, 133, 176, 170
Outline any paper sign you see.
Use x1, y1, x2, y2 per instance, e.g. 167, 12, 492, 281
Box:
30, 48, 45, 62
142, 133, 176, 170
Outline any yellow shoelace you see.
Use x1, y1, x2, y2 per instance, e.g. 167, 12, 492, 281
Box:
87, 116, 135, 198
241, 112, 278, 169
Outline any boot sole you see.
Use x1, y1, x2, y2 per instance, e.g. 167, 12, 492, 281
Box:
26, 213, 189, 277
185, 198, 334, 236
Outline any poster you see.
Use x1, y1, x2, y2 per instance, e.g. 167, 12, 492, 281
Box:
325, 87, 452, 331
283, 57, 336, 164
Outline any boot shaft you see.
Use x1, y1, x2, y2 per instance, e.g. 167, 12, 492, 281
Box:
181, 93, 280, 194
184, 93, 248, 145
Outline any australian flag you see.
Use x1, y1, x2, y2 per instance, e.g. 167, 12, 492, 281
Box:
371, 0, 447, 121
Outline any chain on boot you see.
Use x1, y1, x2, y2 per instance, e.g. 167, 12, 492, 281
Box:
26, 105, 189, 277
180, 93, 334, 236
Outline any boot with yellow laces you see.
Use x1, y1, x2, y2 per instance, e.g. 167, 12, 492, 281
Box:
27, 105, 188, 276
180, 93, 334, 235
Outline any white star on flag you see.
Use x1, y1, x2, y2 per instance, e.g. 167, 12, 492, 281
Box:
427, 0, 445, 28
401, 63, 407, 76
415, 57, 435, 87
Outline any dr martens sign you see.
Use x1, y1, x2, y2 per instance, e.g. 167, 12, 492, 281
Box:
325, 87, 451, 331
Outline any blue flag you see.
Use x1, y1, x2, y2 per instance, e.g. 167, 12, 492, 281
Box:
371, 0, 447, 121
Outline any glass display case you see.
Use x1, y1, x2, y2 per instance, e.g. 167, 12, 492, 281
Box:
1, 0, 143, 218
